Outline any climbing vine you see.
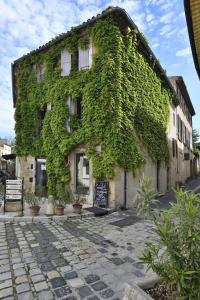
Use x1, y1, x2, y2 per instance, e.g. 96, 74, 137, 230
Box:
14, 16, 172, 195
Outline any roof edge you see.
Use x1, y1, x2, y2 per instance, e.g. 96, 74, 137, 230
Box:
12, 6, 178, 106
184, 0, 200, 79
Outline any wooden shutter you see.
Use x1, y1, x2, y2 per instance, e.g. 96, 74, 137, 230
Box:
78, 47, 89, 70
176, 115, 179, 138
47, 103, 52, 111
61, 50, 71, 76
172, 139, 175, 157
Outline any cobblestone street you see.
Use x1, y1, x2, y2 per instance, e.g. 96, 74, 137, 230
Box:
0, 211, 157, 300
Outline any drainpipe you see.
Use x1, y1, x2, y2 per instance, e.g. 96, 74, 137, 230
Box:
123, 169, 127, 209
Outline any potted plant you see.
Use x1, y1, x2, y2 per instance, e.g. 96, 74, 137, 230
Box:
54, 184, 74, 216
73, 186, 87, 214
25, 191, 41, 216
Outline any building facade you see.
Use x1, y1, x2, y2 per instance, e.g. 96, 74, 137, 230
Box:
0, 140, 12, 171
12, 7, 196, 208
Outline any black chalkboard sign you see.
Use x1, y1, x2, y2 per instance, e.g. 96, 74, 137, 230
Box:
93, 181, 109, 207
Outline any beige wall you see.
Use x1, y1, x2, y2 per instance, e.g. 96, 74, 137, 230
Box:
17, 93, 194, 208
167, 100, 193, 186
16, 156, 36, 193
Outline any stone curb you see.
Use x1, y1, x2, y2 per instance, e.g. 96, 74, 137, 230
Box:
123, 283, 154, 300
137, 275, 160, 290
122, 274, 160, 300
0, 211, 94, 222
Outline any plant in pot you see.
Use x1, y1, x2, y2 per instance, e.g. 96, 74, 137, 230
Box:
54, 184, 74, 216
25, 191, 41, 216
73, 186, 87, 214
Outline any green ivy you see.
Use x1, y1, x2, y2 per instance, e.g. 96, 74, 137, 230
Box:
14, 17, 172, 195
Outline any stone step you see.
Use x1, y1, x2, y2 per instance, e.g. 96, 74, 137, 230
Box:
4, 201, 23, 212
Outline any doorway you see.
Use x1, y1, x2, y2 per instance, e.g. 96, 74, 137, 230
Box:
157, 160, 161, 192
75, 153, 90, 194
35, 158, 47, 196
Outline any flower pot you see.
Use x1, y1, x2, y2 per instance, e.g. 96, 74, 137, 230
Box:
29, 206, 40, 216
73, 203, 83, 214
55, 206, 65, 216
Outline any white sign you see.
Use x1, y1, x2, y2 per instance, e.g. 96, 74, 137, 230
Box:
41, 165, 46, 171
6, 190, 22, 195
6, 185, 22, 190
6, 179, 22, 185
6, 194, 22, 200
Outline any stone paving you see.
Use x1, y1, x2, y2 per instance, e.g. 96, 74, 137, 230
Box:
0, 211, 158, 300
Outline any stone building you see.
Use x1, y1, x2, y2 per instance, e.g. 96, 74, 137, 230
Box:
12, 7, 196, 208
0, 140, 12, 171
168, 76, 195, 186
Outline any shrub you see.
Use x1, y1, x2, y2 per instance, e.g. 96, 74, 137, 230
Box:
135, 176, 158, 219
55, 183, 74, 207
141, 188, 200, 300
25, 192, 41, 207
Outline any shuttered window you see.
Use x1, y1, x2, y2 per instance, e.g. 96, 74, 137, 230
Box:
78, 43, 92, 70
65, 96, 77, 132
61, 50, 71, 76
37, 65, 45, 82
172, 139, 176, 157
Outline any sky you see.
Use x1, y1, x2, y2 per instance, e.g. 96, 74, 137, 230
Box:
0, 0, 199, 139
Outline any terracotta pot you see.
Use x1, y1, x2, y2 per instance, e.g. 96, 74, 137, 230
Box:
55, 206, 65, 216
73, 203, 83, 214
29, 206, 40, 216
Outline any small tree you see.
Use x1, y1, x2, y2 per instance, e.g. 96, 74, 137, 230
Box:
135, 176, 158, 219
141, 188, 200, 300
55, 183, 74, 207
192, 129, 200, 156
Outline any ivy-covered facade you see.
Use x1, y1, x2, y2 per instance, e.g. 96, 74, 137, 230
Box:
13, 7, 192, 208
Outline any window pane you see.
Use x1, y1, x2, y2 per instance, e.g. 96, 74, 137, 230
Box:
61, 50, 71, 76
78, 48, 89, 70
76, 153, 89, 194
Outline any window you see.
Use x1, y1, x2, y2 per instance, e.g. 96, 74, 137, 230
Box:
35, 109, 46, 135
180, 120, 183, 142
177, 116, 183, 142
183, 124, 185, 145
176, 115, 179, 137
36, 65, 45, 82
61, 50, 71, 76
76, 98, 82, 124
78, 43, 92, 70
47, 103, 53, 111
173, 112, 176, 126
76, 153, 89, 194
172, 139, 178, 158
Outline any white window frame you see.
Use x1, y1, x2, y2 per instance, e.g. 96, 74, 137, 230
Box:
61, 50, 71, 76
47, 103, 52, 111
78, 41, 93, 71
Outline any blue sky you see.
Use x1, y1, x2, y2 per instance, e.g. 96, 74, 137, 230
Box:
0, 0, 199, 138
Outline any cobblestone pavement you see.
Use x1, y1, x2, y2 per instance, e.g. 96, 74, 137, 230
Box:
0, 211, 157, 300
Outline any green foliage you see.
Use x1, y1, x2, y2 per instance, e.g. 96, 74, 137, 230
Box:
141, 188, 200, 300
55, 183, 74, 207
14, 17, 172, 194
192, 129, 200, 156
25, 192, 41, 207
135, 176, 158, 219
